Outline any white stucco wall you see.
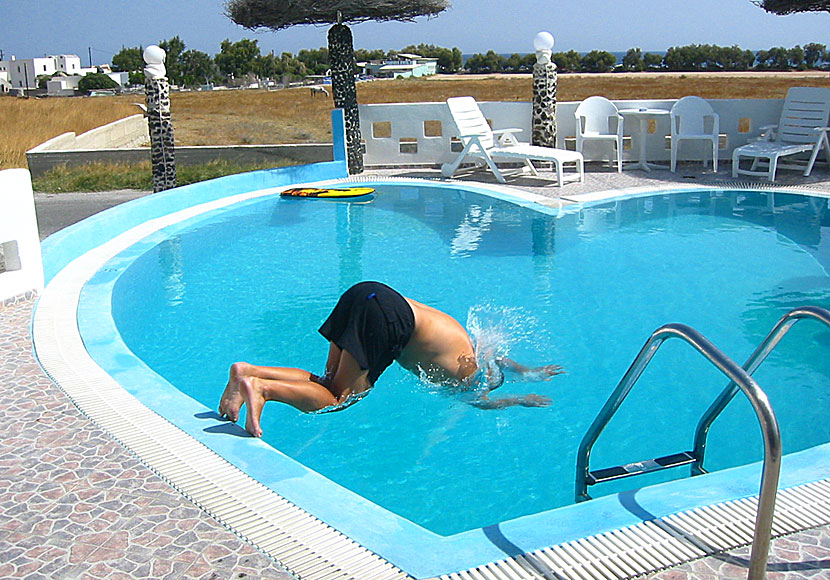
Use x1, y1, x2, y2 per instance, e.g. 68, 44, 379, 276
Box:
0, 169, 43, 301
359, 98, 787, 166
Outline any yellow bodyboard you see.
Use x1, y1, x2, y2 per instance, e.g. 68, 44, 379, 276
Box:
280, 187, 375, 199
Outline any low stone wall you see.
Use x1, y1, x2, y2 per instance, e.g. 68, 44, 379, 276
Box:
26, 143, 333, 178
30, 114, 149, 152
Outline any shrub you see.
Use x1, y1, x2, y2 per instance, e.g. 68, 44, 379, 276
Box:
78, 73, 120, 94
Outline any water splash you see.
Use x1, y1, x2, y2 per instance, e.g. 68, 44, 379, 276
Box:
406, 304, 551, 396
466, 303, 545, 362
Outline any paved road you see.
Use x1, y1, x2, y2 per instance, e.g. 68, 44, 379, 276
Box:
34, 189, 151, 240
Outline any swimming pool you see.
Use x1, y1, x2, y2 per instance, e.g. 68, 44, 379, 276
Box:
36, 177, 830, 579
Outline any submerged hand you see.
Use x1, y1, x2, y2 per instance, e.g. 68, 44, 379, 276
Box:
521, 365, 565, 382
519, 394, 551, 407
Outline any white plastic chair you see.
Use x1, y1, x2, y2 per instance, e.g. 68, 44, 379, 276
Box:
670, 96, 720, 173
732, 87, 830, 182
441, 96, 584, 187
574, 96, 624, 172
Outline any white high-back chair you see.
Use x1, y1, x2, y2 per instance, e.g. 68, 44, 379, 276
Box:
574, 96, 624, 172
670, 96, 720, 173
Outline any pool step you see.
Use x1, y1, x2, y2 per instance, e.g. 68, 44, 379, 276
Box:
588, 451, 698, 485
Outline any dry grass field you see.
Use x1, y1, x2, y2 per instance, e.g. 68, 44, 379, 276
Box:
1, 97, 138, 170
2, 71, 828, 170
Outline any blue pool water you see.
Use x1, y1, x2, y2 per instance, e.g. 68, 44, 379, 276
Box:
106, 185, 830, 537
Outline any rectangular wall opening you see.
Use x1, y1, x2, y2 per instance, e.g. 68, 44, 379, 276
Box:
372, 121, 392, 139
0, 240, 22, 274
423, 120, 442, 137
399, 138, 418, 154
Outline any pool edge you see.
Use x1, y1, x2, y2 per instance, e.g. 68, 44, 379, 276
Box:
33, 177, 830, 580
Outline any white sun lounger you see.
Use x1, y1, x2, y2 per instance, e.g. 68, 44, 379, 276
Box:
732, 87, 830, 182
441, 96, 584, 187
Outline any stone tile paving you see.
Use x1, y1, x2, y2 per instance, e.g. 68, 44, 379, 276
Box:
371, 161, 830, 203
0, 298, 295, 580
646, 526, 830, 579
5, 163, 830, 580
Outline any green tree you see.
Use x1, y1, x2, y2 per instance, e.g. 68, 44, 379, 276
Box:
254, 51, 306, 81
664, 45, 712, 70
463, 53, 486, 73
278, 52, 307, 80
158, 36, 186, 85
756, 46, 790, 69
256, 51, 280, 79
112, 46, 145, 85
643, 52, 664, 70
622, 48, 645, 72
701, 45, 722, 69
788, 45, 806, 69
180, 49, 218, 87
112, 46, 144, 73
581, 50, 616, 72
78, 72, 119, 93
552, 50, 581, 72
215, 38, 262, 81
465, 50, 506, 73
297, 48, 329, 75
504, 53, 528, 73
355, 48, 388, 62
716, 45, 756, 70
450, 48, 463, 73
37, 74, 54, 89
803, 42, 827, 68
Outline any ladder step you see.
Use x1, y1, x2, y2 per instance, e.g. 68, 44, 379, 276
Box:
588, 451, 697, 486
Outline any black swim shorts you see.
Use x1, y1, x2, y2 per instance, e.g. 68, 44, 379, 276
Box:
318, 281, 416, 385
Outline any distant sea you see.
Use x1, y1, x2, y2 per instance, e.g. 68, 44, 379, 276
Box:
461, 51, 665, 66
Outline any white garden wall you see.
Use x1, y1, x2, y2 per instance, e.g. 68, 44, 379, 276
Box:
359, 98, 786, 167
0, 168, 43, 302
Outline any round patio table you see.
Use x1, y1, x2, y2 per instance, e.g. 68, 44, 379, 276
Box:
619, 108, 670, 172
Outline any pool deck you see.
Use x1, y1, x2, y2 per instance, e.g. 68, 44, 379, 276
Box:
4, 161, 830, 579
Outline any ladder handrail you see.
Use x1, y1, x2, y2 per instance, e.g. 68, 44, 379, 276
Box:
574, 322, 781, 580
692, 305, 830, 475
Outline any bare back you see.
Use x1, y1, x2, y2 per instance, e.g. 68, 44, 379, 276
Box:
396, 298, 477, 384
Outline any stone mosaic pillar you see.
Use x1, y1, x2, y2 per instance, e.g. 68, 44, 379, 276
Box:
328, 23, 363, 175
144, 45, 177, 192
532, 32, 557, 148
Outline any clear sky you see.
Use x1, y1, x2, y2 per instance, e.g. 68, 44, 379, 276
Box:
2, 0, 828, 64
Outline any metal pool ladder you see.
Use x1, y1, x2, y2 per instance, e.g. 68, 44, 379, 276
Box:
574, 305, 830, 580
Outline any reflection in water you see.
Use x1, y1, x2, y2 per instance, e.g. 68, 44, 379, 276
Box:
450, 205, 494, 257
531, 216, 556, 297
579, 190, 830, 260
575, 190, 830, 356
158, 236, 185, 306
336, 203, 364, 290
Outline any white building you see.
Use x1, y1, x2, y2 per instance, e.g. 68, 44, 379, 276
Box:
0, 69, 10, 93
44, 71, 128, 96
46, 75, 82, 96
0, 54, 95, 90
362, 53, 439, 79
